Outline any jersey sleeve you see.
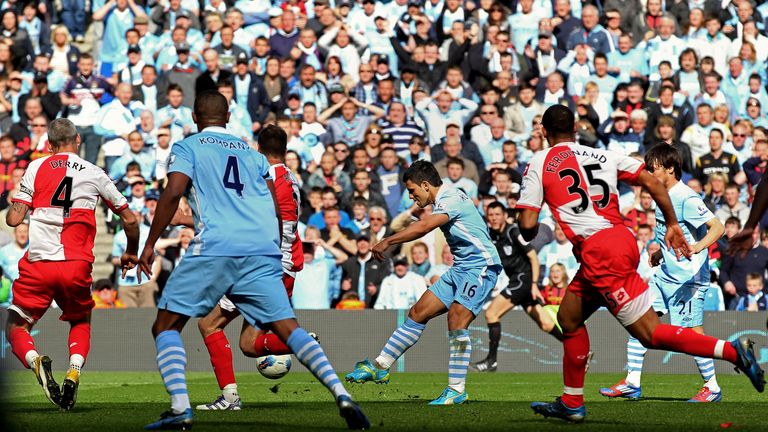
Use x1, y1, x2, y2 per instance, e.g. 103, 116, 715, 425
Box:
167, 140, 195, 179
681, 194, 715, 229
11, 163, 36, 206
95, 169, 129, 213
257, 152, 271, 180
517, 160, 544, 210
616, 153, 645, 183
432, 192, 461, 220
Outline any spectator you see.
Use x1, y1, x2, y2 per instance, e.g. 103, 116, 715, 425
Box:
504, 83, 544, 143
735, 273, 768, 311
156, 84, 194, 145
715, 183, 750, 226
415, 90, 478, 146
681, 103, 723, 163
95, 82, 141, 170
307, 152, 352, 195
109, 131, 155, 181
132, 65, 160, 115
323, 98, 383, 146
433, 135, 480, 184
195, 49, 233, 96
598, 110, 642, 155
647, 85, 694, 140
342, 169, 388, 217
566, 5, 613, 53
442, 157, 479, 202
376, 147, 405, 218
320, 206, 358, 256
408, 241, 431, 278
694, 128, 743, 185
721, 227, 768, 309
112, 210, 157, 308
92, 279, 126, 309
379, 101, 424, 156
0, 222, 28, 284
541, 262, 568, 304
92, 0, 147, 76
360, 206, 397, 252
0, 135, 24, 210
537, 224, 580, 281
292, 240, 346, 309
340, 234, 391, 308
374, 255, 427, 309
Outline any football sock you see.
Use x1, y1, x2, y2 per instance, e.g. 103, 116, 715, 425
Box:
254, 333, 291, 356
695, 356, 719, 392
650, 324, 737, 363
9, 327, 37, 369
375, 318, 426, 369
448, 329, 471, 393
223, 384, 239, 403
286, 327, 349, 400
155, 330, 190, 414
68, 322, 90, 372
625, 336, 647, 387
561, 326, 589, 408
203, 331, 237, 392
487, 322, 501, 363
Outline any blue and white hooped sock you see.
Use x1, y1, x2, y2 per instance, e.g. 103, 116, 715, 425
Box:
625, 336, 647, 387
447, 329, 471, 394
286, 328, 350, 400
375, 318, 426, 369
694, 356, 720, 392
156, 330, 190, 413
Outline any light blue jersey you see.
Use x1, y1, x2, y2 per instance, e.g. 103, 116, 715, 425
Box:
167, 126, 281, 257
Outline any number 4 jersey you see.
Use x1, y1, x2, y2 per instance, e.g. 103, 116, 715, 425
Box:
517, 142, 644, 254
12, 152, 128, 262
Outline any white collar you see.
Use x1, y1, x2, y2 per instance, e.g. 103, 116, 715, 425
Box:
202, 126, 228, 134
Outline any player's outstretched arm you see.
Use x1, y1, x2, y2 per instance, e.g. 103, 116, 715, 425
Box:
693, 217, 725, 254
729, 169, 768, 255
371, 213, 449, 260
139, 172, 190, 281
5, 202, 29, 227
117, 207, 140, 278
635, 170, 692, 259
518, 209, 540, 242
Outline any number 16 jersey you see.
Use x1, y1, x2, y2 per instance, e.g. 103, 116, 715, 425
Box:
168, 126, 281, 257
517, 142, 644, 255
12, 152, 128, 263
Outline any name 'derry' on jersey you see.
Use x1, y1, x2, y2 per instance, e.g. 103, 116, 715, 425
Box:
11, 153, 128, 262
168, 126, 281, 257
432, 185, 501, 270
517, 143, 644, 253
654, 181, 713, 287
269, 163, 304, 275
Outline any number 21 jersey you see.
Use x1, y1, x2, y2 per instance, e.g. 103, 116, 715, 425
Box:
517, 143, 644, 253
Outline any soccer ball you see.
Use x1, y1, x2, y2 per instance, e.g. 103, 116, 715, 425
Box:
256, 354, 292, 379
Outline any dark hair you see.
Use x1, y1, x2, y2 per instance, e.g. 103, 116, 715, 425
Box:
216, 80, 234, 90
644, 143, 682, 180
167, 83, 184, 95
725, 182, 740, 192
446, 156, 464, 169
321, 186, 336, 196
351, 196, 368, 208
725, 216, 741, 228
709, 128, 724, 139
594, 52, 607, 62
126, 161, 141, 171
541, 105, 575, 139
352, 169, 370, 178
258, 124, 288, 157
193, 90, 229, 120
403, 160, 442, 187
486, 201, 505, 212
637, 223, 652, 232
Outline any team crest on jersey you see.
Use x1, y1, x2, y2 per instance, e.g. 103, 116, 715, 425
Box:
697, 203, 708, 216
168, 154, 176, 166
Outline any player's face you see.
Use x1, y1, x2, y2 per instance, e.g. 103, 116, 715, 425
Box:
486, 207, 505, 230
647, 162, 673, 185
406, 180, 431, 208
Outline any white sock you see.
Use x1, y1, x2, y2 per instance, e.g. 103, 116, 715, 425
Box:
222, 384, 239, 403
626, 370, 642, 388
171, 393, 191, 414
69, 354, 84, 372
25, 350, 39, 369
705, 376, 721, 393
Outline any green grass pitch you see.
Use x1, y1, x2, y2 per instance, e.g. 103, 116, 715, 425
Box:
2, 371, 765, 431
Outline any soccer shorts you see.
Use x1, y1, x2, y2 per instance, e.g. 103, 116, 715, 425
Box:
568, 225, 652, 327
219, 273, 296, 313
499, 272, 539, 308
158, 255, 295, 329
430, 264, 501, 315
9, 256, 94, 323
650, 277, 708, 328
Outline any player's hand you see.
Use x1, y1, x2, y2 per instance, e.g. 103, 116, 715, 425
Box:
727, 227, 757, 257
120, 253, 139, 279
371, 239, 389, 261
649, 249, 663, 267
664, 224, 692, 260
138, 245, 156, 284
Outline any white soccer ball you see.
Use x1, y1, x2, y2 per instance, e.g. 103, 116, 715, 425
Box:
256, 354, 292, 379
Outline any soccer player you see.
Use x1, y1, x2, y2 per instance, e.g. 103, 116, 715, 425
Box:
600, 145, 725, 402
194, 125, 305, 411
345, 160, 502, 405
471, 201, 563, 373
518, 105, 764, 422
138, 92, 368, 430
5, 118, 140, 410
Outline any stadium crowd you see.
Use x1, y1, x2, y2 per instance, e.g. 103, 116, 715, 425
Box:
0, 0, 767, 312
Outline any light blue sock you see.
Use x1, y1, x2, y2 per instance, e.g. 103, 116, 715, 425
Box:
625, 336, 647, 387
375, 318, 426, 369
286, 328, 349, 400
448, 329, 471, 393
694, 356, 719, 392
156, 330, 190, 413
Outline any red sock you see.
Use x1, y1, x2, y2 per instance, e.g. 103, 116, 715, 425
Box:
651, 324, 737, 363
254, 333, 291, 356
561, 326, 589, 408
9, 327, 36, 369
68, 322, 91, 364
204, 331, 237, 390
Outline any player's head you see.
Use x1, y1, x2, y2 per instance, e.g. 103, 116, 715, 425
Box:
192, 90, 230, 128
541, 104, 575, 143
258, 124, 288, 159
47, 118, 80, 152
644, 143, 682, 182
403, 160, 443, 208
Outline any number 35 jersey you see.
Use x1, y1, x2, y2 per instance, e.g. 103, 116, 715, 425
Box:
517, 142, 644, 253
169, 126, 281, 258
12, 152, 128, 263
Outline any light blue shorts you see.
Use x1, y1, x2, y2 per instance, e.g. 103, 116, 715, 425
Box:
650, 277, 708, 328
158, 255, 295, 329
429, 265, 501, 316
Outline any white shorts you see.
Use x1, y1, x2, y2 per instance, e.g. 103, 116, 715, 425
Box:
615, 287, 654, 327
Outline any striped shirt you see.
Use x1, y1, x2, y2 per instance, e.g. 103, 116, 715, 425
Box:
379, 119, 424, 154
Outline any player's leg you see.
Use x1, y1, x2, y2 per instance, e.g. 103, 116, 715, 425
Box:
525, 304, 564, 341
196, 299, 241, 410
59, 314, 92, 411
471, 294, 514, 372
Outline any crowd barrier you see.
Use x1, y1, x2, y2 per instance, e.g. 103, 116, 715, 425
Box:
1, 310, 766, 374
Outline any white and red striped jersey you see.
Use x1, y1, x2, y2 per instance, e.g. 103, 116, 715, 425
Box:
269, 163, 304, 276
517, 143, 644, 254
11, 152, 128, 263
